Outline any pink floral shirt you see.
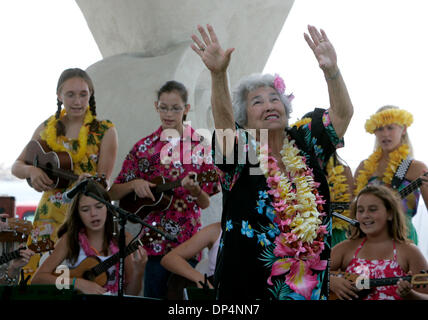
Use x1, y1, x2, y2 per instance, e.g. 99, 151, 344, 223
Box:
114, 125, 219, 256
346, 238, 406, 300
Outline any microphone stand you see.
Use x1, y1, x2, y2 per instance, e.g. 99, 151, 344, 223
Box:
331, 211, 359, 227
81, 188, 177, 299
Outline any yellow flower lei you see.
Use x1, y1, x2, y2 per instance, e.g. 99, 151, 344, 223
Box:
258, 136, 324, 243
354, 144, 410, 195
291, 117, 312, 130
40, 107, 94, 164
326, 157, 352, 230
365, 109, 413, 134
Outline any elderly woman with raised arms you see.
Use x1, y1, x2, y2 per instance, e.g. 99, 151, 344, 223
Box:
191, 24, 353, 300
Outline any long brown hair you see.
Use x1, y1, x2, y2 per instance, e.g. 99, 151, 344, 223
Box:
57, 180, 115, 264
348, 184, 409, 243
55, 68, 99, 136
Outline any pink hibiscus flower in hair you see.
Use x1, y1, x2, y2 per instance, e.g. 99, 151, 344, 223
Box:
274, 74, 295, 103
273, 74, 286, 95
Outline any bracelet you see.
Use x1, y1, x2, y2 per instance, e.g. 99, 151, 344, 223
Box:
1, 270, 18, 286
325, 69, 340, 81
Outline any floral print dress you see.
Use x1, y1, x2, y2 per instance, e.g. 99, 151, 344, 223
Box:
23, 118, 114, 279
212, 108, 344, 300
345, 238, 406, 300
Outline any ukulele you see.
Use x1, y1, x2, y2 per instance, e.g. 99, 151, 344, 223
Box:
331, 171, 428, 214
24, 140, 76, 189
53, 239, 143, 287
329, 270, 428, 300
24, 140, 108, 189
119, 170, 218, 220
0, 217, 33, 242
0, 239, 55, 265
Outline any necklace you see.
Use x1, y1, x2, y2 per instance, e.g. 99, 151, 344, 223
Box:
258, 134, 327, 299
41, 107, 94, 164
355, 144, 410, 195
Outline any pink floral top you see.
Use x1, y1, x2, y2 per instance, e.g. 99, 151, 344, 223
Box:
114, 125, 219, 256
345, 238, 406, 300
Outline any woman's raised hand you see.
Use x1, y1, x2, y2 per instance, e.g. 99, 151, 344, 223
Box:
304, 25, 338, 78
191, 24, 234, 74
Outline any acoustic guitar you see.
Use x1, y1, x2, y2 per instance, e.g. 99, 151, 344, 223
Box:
329, 270, 428, 300
53, 239, 143, 287
331, 171, 428, 214
0, 217, 33, 242
0, 239, 55, 265
24, 140, 108, 189
119, 170, 218, 220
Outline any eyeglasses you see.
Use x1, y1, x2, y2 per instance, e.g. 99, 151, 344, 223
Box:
157, 105, 185, 113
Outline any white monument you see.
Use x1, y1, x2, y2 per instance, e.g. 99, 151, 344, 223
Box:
76, 0, 295, 225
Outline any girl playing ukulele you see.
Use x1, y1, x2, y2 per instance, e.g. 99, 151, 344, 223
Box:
330, 184, 428, 300
32, 180, 147, 295
12, 68, 118, 280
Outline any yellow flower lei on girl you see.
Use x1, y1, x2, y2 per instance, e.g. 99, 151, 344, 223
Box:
40, 107, 94, 164
354, 144, 410, 195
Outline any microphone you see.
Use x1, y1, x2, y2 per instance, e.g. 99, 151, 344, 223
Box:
63, 179, 90, 203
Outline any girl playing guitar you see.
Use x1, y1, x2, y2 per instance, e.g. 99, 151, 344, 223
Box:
11, 68, 118, 281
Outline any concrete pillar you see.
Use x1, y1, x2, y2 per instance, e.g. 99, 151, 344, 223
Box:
75, 0, 294, 226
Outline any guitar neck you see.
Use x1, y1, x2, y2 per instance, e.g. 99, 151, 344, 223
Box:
156, 179, 182, 193
398, 177, 423, 199
332, 174, 425, 213
38, 164, 78, 182
155, 173, 215, 194
370, 275, 412, 288
90, 241, 140, 277
0, 248, 22, 265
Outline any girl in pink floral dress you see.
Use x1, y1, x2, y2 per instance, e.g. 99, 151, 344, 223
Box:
109, 81, 219, 299
330, 185, 428, 300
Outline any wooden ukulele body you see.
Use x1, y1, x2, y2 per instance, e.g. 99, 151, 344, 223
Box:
119, 176, 174, 220
24, 140, 74, 189
328, 271, 371, 300
58, 256, 108, 287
